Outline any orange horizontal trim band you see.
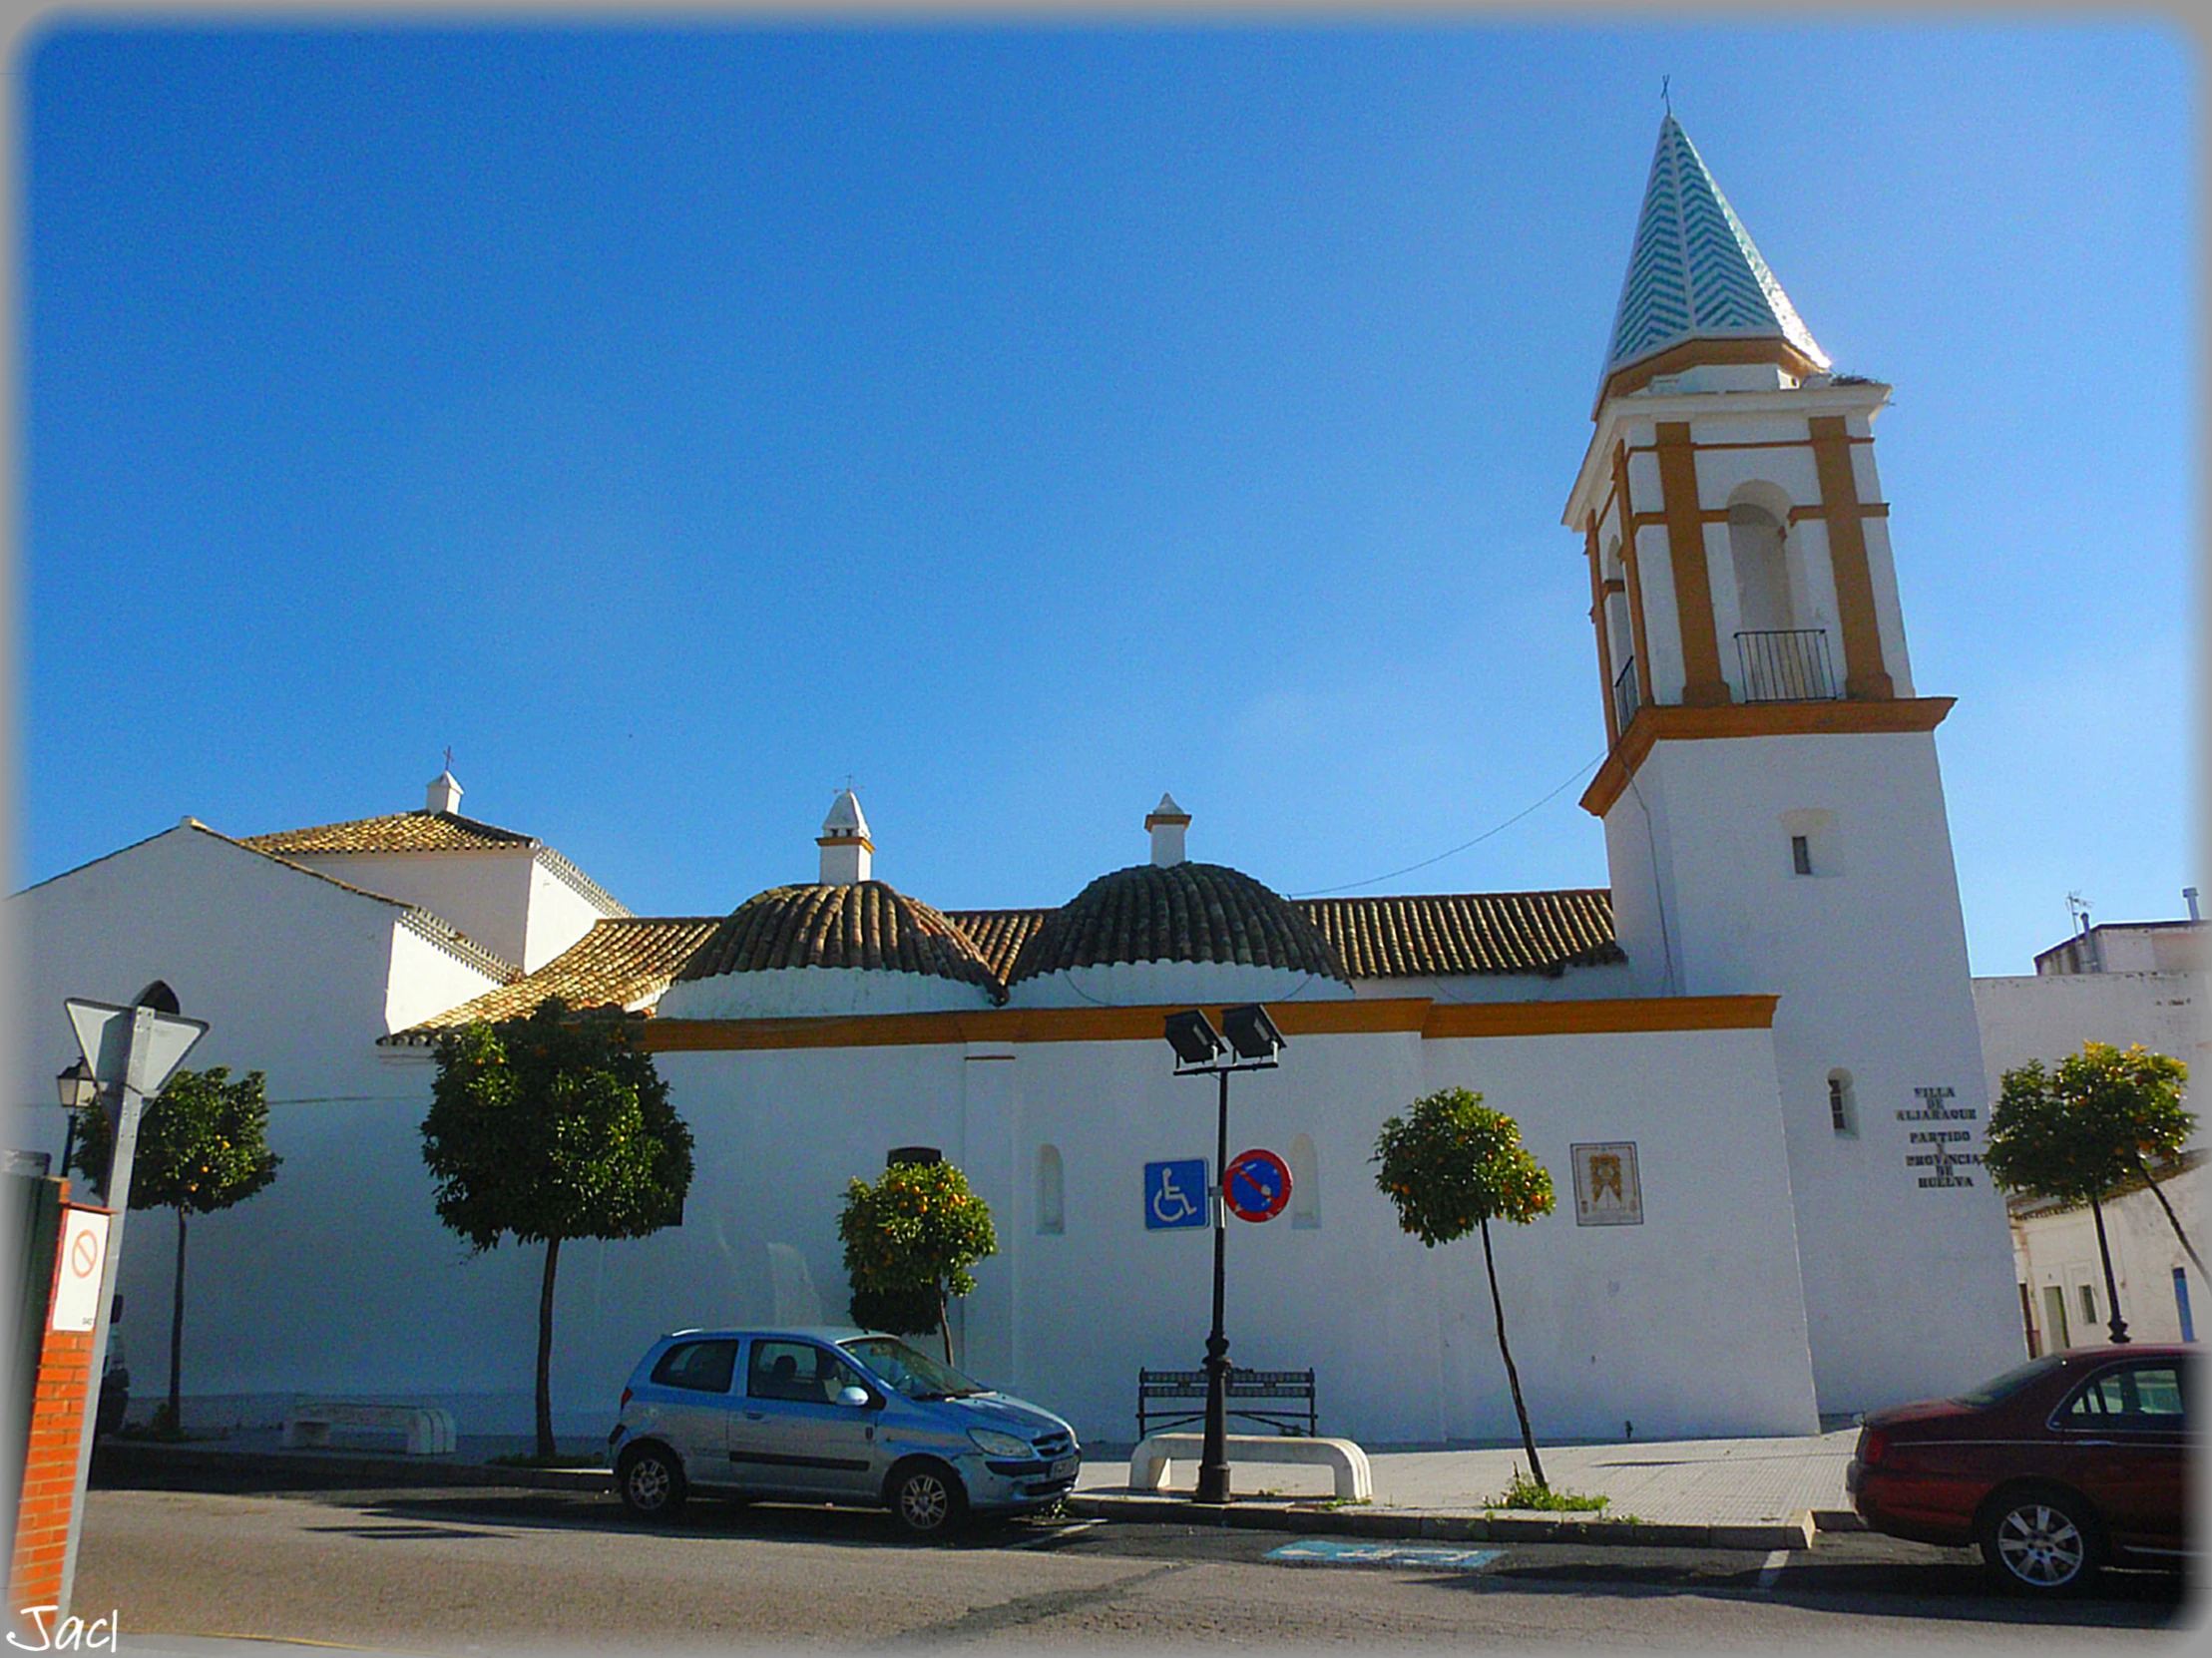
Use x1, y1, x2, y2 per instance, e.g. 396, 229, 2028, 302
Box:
1581, 697, 1955, 818
1424, 995, 1776, 1037
638, 994, 1778, 1052
1624, 435, 1873, 455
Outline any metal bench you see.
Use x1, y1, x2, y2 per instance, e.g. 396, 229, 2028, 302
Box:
1128, 1432, 1372, 1501
1136, 1366, 1316, 1440
282, 1400, 456, 1456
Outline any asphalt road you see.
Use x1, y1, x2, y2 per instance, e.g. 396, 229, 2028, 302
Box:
70, 1483, 2197, 1653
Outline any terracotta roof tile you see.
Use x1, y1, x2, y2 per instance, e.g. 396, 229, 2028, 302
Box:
1301, 890, 1623, 978
388, 885, 1627, 1042
1008, 864, 1348, 985
386, 916, 723, 1043
673, 883, 1001, 996
242, 810, 537, 855
942, 909, 1054, 985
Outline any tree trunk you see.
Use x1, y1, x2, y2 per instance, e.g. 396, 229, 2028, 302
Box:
168, 1207, 188, 1433
1481, 1215, 1546, 1489
938, 1286, 954, 1366
2131, 1154, 2205, 1276
536, 1235, 562, 1461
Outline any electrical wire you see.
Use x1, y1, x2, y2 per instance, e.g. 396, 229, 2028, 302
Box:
1293, 753, 1603, 898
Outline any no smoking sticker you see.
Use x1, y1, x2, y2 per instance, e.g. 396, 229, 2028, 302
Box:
51, 1209, 111, 1333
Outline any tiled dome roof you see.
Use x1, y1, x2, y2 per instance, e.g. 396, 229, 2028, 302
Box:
673, 882, 1001, 998
1008, 863, 1348, 985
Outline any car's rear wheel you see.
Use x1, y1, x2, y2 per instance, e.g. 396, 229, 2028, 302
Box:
1979, 1484, 2101, 1595
888, 1458, 968, 1539
616, 1443, 687, 1519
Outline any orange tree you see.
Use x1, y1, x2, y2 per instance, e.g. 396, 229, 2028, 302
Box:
422, 999, 693, 1459
838, 1160, 997, 1363
1373, 1087, 1556, 1486
72, 1065, 279, 1433
1986, 1041, 2199, 1284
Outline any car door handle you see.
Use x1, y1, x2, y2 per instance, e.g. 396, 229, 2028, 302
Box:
744, 1411, 765, 1421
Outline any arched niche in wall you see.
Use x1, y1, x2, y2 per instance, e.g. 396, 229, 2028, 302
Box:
1288, 1132, 1319, 1229
1036, 1144, 1065, 1235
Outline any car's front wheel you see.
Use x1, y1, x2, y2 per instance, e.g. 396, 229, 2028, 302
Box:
887, 1458, 968, 1539
1979, 1484, 2101, 1595
616, 1443, 687, 1519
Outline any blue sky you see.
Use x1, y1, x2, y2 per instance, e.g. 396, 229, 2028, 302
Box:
18, 19, 2197, 977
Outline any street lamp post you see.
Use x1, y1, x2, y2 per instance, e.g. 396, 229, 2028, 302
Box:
1163, 1003, 1284, 1506
54, 1058, 98, 1182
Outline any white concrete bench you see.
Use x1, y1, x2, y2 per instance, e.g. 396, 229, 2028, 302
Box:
1129, 1433, 1372, 1502
282, 1401, 456, 1456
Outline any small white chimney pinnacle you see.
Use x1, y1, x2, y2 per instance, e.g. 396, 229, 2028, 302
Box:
1146, 793, 1191, 868
818, 788, 874, 885
426, 770, 464, 815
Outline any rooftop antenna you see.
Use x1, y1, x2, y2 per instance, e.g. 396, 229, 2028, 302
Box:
2065, 891, 2091, 937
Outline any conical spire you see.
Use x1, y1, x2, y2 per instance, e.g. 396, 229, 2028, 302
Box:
1596, 115, 1829, 409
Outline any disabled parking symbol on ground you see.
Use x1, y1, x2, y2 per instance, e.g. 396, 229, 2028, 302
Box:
1265, 1538, 1504, 1571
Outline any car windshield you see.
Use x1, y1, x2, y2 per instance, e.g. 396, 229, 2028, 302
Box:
840, 1335, 986, 1400
1951, 1355, 2066, 1408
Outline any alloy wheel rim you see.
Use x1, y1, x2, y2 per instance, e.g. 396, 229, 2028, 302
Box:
1996, 1503, 2084, 1585
901, 1474, 949, 1529
630, 1458, 670, 1509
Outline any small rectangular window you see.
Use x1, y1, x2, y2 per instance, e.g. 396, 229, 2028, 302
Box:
1791, 835, 1812, 876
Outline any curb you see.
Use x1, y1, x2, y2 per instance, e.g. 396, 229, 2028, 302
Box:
1064, 1492, 1818, 1551
91, 1443, 1846, 1551
92, 1440, 615, 1493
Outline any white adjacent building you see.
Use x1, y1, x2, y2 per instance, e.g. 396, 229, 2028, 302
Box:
9, 115, 2036, 1447
1974, 915, 2206, 1352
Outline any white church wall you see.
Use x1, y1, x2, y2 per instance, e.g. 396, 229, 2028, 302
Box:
1006, 961, 1354, 1010
655, 966, 997, 1020
1347, 962, 1640, 1005
614, 1013, 1817, 1449
281, 847, 539, 973
385, 921, 522, 1035
6, 826, 508, 1426
1608, 731, 2025, 1414
522, 858, 623, 974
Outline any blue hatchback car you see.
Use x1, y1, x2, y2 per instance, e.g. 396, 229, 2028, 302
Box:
609, 1327, 1081, 1536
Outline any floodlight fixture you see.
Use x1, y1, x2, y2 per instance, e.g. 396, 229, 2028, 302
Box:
1220, 1004, 1284, 1062
1163, 1009, 1225, 1068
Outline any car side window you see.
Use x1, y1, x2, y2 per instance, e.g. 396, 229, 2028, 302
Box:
650, 1338, 738, 1394
2064, 1363, 2187, 1426
749, 1339, 832, 1403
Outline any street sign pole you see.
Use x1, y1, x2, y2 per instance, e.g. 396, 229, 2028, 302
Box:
1197, 1065, 1232, 1505
54, 1000, 206, 1618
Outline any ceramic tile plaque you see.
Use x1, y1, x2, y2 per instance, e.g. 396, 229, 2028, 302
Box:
1570, 1141, 1642, 1226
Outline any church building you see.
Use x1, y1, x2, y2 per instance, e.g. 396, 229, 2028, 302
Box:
10, 116, 2026, 1448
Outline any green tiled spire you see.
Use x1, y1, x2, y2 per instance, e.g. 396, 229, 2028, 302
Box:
1599, 116, 1829, 397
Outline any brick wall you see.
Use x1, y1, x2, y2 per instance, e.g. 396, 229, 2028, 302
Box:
9, 1204, 98, 1630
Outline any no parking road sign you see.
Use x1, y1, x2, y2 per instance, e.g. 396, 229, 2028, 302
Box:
1224, 1148, 1291, 1223
50, 1209, 111, 1333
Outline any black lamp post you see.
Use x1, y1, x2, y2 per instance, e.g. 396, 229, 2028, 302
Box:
55, 1058, 98, 1182
1163, 1003, 1284, 1505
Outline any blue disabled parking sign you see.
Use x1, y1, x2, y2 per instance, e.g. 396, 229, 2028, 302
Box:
1144, 1159, 1209, 1230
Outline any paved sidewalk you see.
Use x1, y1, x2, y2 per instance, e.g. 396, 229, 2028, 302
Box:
95, 1424, 1864, 1552
1070, 1428, 1861, 1544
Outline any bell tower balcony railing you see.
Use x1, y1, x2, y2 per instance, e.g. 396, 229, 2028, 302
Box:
1735, 628, 1841, 703
1612, 654, 1641, 733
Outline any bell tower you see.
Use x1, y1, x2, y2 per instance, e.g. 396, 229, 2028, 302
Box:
1563, 115, 2021, 1414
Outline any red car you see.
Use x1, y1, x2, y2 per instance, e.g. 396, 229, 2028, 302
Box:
1847, 1344, 2195, 1594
